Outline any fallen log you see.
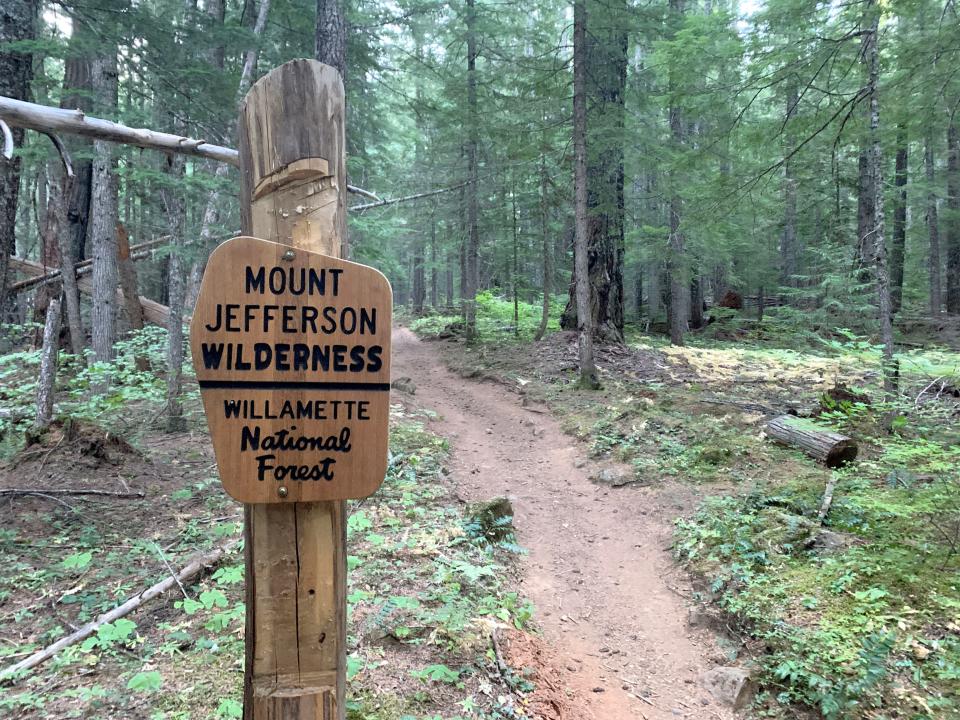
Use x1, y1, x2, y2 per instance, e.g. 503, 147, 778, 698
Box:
765, 415, 857, 468
8, 256, 170, 327
8, 237, 167, 294
0, 539, 239, 681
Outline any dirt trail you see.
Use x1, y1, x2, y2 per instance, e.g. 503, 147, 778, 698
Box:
392, 327, 734, 720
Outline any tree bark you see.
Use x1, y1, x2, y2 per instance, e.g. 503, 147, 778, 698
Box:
781, 82, 799, 286
926, 133, 942, 316
429, 216, 437, 308
35, 297, 61, 429
891, 124, 907, 313
561, 0, 627, 344
162, 153, 187, 431
947, 119, 960, 314
535, 147, 552, 341
315, 0, 346, 80
668, 0, 687, 346
862, 3, 897, 396
573, 0, 598, 388
88, 50, 120, 379
0, 0, 38, 311
766, 416, 858, 468
463, 0, 480, 341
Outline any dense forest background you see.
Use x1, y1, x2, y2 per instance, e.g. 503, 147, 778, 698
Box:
1, 0, 959, 374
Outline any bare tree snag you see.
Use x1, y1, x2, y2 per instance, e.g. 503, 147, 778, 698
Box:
34, 297, 61, 429
766, 416, 858, 468
238, 59, 347, 720
116, 225, 144, 332
0, 540, 238, 681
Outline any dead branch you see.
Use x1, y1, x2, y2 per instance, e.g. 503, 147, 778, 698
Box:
349, 181, 471, 212
39, 132, 73, 178
1, 95, 381, 200
818, 475, 840, 524
0, 539, 239, 681
0, 95, 238, 165
8, 237, 169, 294
0, 489, 145, 499
346, 184, 380, 202
0, 118, 12, 159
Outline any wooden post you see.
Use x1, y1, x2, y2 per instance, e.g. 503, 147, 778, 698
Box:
238, 60, 348, 720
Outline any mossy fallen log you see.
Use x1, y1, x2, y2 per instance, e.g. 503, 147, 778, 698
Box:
765, 415, 857, 468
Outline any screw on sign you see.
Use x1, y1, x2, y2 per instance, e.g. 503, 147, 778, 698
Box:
190, 236, 392, 504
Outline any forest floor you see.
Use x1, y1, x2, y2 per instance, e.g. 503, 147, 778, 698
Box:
391, 326, 733, 720
406, 303, 960, 720
2, 307, 960, 719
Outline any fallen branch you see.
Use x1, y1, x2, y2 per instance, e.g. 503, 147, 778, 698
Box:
0, 95, 238, 165
349, 181, 470, 212
8, 237, 168, 294
1, 95, 379, 199
346, 184, 379, 202
0, 539, 239, 681
0, 118, 12, 159
8, 255, 169, 327
39, 132, 73, 177
0, 489, 144, 499
817, 475, 839, 524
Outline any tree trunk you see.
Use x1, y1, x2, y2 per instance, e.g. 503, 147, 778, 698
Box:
561, 0, 627, 344
50, 170, 83, 354
34, 298, 61, 429
512, 180, 519, 335
766, 416, 858, 468
573, 0, 598, 388
117, 225, 146, 335
429, 217, 438, 308
162, 153, 187, 431
689, 273, 704, 329
412, 238, 425, 315
668, 0, 686, 346
315, 0, 346, 80
446, 248, 454, 308
947, 119, 960, 314
891, 124, 907, 313
88, 50, 120, 378
0, 0, 37, 311
535, 148, 552, 341
463, 0, 480, 341
926, 133, 942, 316
781, 82, 799, 286
862, 2, 897, 396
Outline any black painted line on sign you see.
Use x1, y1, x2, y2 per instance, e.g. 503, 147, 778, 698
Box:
198, 380, 391, 391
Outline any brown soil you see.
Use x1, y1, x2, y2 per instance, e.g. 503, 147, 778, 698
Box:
393, 327, 734, 720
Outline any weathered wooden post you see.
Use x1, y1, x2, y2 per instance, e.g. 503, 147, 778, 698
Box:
190, 60, 392, 720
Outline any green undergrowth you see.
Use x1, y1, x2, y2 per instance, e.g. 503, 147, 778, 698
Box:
345, 407, 534, 720
411, 314, 960, 718
0, 325, 201, 460
674, 407, 960, 718
403, 290, 565, 342
1, 389, 534, 718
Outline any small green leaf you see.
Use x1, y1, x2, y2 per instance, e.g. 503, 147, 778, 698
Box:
62, 551, 92, 570
127, 670, 163, 692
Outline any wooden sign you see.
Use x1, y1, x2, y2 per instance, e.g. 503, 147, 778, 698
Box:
190, 235, 392, 504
